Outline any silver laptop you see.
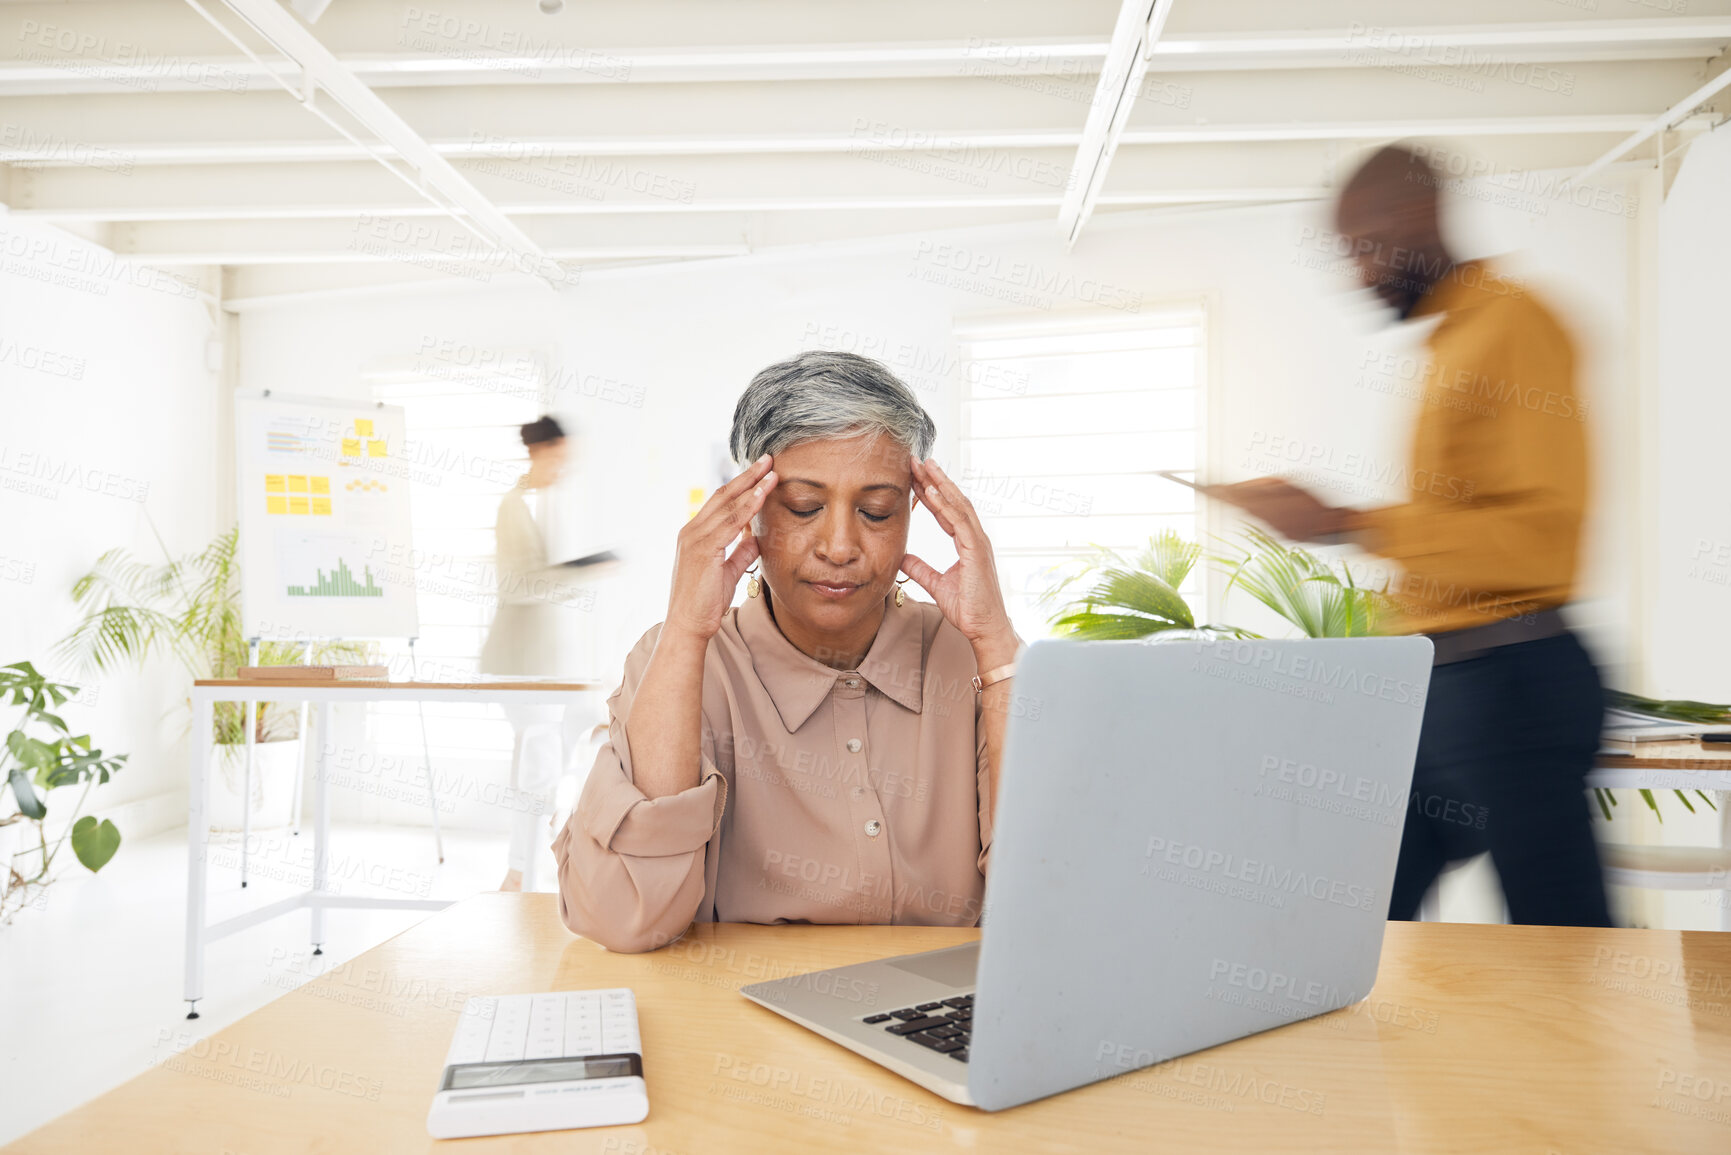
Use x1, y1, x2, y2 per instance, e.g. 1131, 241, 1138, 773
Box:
740, 636, 1433, 1110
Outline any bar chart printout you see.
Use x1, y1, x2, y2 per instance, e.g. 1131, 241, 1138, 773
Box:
278, 532, 387, 601
286, 556, 384, 598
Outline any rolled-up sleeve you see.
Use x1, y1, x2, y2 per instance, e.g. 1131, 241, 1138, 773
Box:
553, 625, 728, 952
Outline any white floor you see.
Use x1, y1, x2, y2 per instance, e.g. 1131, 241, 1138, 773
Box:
0, 821, 551, 1146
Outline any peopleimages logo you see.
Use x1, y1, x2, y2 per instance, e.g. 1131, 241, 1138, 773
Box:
1143, 836, 1377, 912
1193, 640, 1427, 708
1209, 958, 1349, 1008
1258, 755, 1406, 810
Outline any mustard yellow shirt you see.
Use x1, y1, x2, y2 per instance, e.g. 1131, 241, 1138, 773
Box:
1356, 261, 1589, 634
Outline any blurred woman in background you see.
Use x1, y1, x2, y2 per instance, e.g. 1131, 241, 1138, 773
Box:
482, 415, 588, 892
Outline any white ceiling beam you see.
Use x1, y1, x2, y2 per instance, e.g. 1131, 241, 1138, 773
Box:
1572, 57, 1731, 184
109, 209, 1054, 268
1059, 0, 1175, 248
2, 115, 1693, 168
5, 19, 1731, 94
5, 53, 1714, 168
5, 126, 1668, 225
192, 0, 567, 289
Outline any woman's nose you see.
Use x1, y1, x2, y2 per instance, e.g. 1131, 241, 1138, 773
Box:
811, 510, 862, 565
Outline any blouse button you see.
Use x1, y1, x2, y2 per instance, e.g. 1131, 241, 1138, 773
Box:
845, 677, 860, 689
864, 819, 882, 837
846, 738, 863, 753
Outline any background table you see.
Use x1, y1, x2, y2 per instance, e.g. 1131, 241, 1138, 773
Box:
16, 895, 1731, 1154
1592, 740, 1731, 925
183, 679, 598, 1017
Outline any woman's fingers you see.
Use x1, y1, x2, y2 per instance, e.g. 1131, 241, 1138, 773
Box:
910, 457, 959, 537
695, 454, 774, 526
724, 468, 777, 533
697, 467, 776, 547
914, 458, 983, 553
899, 553, 944, 598
722, 532, 761, 586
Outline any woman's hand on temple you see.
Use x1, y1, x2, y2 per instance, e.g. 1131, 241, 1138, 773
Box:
664, 454, 777, 642
901, 456, 1021, 669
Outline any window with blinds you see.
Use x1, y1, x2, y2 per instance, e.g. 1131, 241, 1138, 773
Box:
955, 308, 1207, 642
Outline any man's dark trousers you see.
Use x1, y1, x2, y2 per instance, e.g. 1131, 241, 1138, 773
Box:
1389, 630, 1612, 927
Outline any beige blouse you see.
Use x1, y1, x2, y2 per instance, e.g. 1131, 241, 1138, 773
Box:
552, 592, 993, 952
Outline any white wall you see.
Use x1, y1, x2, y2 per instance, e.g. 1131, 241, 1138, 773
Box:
237, 166, 1645, 709
0, 215, 222, 843
1654, 123, 1731, 702
237, 180, 1643, 846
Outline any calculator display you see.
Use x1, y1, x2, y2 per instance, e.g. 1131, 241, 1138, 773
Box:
442, 1053, 642, 1091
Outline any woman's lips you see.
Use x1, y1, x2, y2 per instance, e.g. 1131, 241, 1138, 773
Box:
805, 580, 860, 599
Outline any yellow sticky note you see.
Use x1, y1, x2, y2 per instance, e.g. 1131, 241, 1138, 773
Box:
287, 475, 309, 493
341, 438, 361, 457
264, 475, 286, 493
288, 497, 309, 515
310, 476, 330, 494
367, 439, 387, 458
354, 418, 374, 437
311, 497, 332, 516
266, 496, 287, 515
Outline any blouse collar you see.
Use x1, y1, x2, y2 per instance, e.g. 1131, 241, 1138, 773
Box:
736, 589, 926, 731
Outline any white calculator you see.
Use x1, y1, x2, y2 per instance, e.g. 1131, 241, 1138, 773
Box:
426, 989, 648, 1139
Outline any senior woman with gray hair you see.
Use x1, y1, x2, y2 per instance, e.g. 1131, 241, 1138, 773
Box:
553, 351, 1023, 952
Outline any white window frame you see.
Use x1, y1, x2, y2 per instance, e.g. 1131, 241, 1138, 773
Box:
951, 301, 1212, 638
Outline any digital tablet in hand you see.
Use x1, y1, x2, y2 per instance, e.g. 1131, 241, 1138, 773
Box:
1157, 470, 1226, 493
561, 550, 620, 568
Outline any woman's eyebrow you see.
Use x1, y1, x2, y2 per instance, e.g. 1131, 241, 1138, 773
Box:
780, 480, 906, 493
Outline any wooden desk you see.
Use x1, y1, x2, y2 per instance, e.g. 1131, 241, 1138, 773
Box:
183, 679, 600, 1017
1593, 738, 1731, 791
12, 896, 1731, 1154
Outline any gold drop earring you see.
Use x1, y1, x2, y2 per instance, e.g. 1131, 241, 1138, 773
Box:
894, 576, 908, 607
746, 564, 761, 598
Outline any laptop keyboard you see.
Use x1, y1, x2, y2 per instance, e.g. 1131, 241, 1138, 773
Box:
861, 994, 973, 1062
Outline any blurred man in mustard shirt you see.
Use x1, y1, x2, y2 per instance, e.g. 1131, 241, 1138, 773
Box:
1219, 145, 1611, 927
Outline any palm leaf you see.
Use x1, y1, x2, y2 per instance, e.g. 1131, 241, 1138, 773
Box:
1218, 528, 1389, 639
1045, 532, 1203, 641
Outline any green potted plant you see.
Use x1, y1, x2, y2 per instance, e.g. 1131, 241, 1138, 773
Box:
56, 526, 370, 832
1218, 527, 1388, 639
1, 661, 126, 919
1043, 528, 1386, 642
1043, 530, 1248, 641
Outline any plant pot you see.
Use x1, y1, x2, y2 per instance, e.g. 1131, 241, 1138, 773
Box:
208, 739, 301, 832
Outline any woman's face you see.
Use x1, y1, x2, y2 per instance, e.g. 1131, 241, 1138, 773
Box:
753, 432, 913, 646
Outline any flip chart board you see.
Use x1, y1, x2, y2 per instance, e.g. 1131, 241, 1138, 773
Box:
235, 393, 419, 640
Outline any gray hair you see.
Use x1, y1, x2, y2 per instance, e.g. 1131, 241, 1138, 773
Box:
730, 351, 936, 465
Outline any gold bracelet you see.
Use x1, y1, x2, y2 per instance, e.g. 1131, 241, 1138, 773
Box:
972, 662, 1017, 693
